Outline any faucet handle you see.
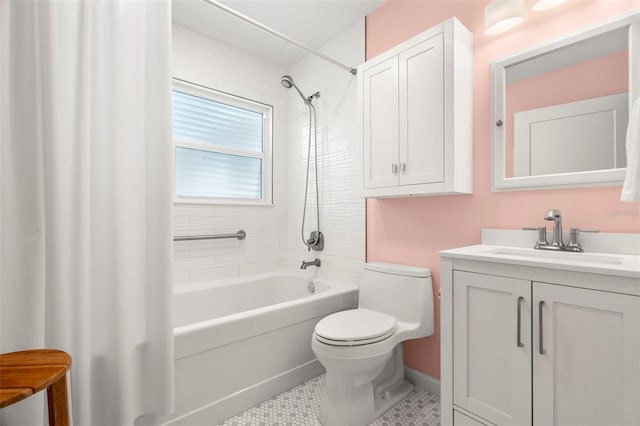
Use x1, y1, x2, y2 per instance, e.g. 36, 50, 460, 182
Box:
566, 228, 583, 252
524, 227, 549, 248
568, 228, 600, 240
567, 228, 599, 250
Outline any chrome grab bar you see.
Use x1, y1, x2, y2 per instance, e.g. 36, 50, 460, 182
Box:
173, 230, 246, 241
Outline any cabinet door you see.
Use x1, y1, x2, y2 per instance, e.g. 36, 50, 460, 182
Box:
453, 271, 532, 425
362, 56, 399, 189
533, 283, 640, 426
398, 33, 444, 186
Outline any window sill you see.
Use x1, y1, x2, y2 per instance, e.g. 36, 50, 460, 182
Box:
173, 197, 275, 207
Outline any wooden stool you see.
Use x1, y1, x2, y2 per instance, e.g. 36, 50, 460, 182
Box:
0, 349, 72, 426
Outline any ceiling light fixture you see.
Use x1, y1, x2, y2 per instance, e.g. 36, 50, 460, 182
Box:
484, 0, 525, 36
532, 0, 568, 11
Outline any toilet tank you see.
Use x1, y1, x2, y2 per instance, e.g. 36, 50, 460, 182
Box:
359, 262, 434, 336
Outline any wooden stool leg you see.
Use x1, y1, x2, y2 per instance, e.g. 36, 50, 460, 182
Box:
46, 375, 70, 426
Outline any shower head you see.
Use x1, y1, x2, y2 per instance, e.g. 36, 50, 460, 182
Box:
280, 75, 310, 105
281, 75, 294, 89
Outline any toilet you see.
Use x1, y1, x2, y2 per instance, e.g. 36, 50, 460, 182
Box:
311, 262, 434, 426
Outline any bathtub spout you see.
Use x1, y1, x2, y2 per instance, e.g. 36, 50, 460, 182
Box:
300, 258, 321, 269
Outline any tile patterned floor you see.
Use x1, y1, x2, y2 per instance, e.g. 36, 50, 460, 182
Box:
220, 374, 440, 426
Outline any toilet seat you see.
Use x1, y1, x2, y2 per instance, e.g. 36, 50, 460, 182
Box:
314, 309, 397, 346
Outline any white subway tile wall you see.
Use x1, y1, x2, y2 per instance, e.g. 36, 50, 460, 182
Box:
172, 22, 365, 287
285, 21, 366, 286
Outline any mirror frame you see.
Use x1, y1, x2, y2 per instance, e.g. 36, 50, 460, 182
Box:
491, 10, 640, 192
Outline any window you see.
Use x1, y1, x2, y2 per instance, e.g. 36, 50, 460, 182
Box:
172, 80, 273, 204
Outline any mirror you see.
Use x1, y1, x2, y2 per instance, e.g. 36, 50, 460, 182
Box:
492, 11, 639, 191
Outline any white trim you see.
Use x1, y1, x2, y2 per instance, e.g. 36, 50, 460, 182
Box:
173, 196, 276, 207
173, 78, 273, 114
440, 256, 454, 426
404, 366, 441, 396
172, 78, 273, 205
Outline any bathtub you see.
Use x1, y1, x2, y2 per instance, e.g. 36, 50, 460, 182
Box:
160, 272, 357, 425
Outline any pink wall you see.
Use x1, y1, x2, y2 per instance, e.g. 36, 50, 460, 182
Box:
365, 0, 640, 380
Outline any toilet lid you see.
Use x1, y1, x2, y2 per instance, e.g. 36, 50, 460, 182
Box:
314, 309, 397, 346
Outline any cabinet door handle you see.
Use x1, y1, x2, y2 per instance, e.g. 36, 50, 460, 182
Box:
392, 163, 398, 174
538, 300, 546, 355
400, 162, 407, 173
517, 296, 524, 348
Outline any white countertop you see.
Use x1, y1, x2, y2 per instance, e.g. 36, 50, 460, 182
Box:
440, 229, 640, 280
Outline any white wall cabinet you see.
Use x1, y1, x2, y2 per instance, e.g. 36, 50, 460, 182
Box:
358, 18, 473, 198
441, 249, 640, 426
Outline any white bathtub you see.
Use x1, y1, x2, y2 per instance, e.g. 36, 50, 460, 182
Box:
160, 272, 358, 425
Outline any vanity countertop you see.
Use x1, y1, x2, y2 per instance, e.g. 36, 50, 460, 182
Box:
440, 229, 640, 280
440, 244, 640, 279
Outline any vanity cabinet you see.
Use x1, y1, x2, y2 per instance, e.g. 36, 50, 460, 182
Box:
358, 17, 473, 198
441, 245, 640, 426
532, 282, 639, 426
452, 272, 531, 426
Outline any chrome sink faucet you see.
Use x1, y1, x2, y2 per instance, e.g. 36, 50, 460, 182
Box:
300, 258, 321, 269
545, 209, 564, 247
527, 209, 599, 253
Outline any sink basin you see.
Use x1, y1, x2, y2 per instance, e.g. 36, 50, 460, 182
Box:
486, 247, 624, 265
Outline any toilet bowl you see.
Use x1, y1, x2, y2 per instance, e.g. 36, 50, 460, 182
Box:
311, 262, 434, 426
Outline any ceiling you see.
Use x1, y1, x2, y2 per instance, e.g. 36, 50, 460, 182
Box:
172, 0, 386, 68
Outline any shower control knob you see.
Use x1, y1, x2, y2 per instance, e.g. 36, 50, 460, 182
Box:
307, 231, 324, 252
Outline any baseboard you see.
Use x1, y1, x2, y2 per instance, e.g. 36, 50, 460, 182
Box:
404, 366, 441, 396
164, 360, 325, 425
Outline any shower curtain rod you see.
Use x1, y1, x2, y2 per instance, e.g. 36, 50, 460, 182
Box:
201, 0, 358, 75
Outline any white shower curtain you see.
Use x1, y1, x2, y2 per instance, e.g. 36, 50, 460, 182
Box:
0, 1, 174, 425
